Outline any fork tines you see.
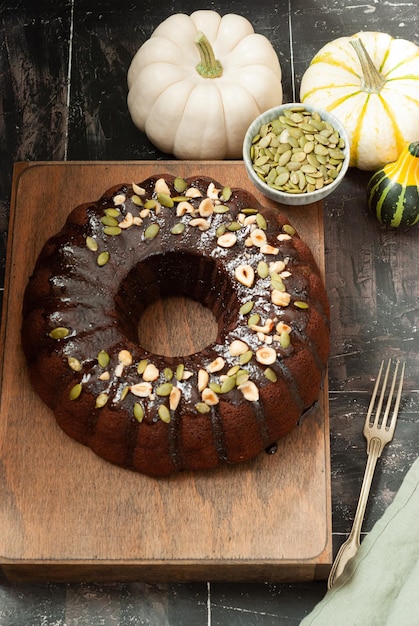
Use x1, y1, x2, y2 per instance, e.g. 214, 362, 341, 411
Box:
364, 359, 405, 447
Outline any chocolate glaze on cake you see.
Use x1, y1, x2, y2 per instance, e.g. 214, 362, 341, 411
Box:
21, 174, 330, 477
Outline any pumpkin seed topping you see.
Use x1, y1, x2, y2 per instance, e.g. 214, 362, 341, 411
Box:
256, 213, 267, 230
49, 326, 70, 339
209, 382, 222, 394
86, 236, 98, 251
257, 261, 269, 278
103, 226, 122, 236
97, 251, 110, 266
174, 177, 188, 193
283, 224, 296, 236
164, 367, 173, 381
271, 273, 285, 291
144, 199, 159, 210
144, 223, 160, 240
171, 222, 185, 235
175, 363, 185, 381
239, 350, 253, 365
294, 300, 309, 309
120, 386, 129, 401
235, 372, 249, 388
279, 332, 291, 349
133, 402, 144, 422
220, 376, 236, 394
158, 193, 174, 208
248, 313, 261, 327
101, 215, 119, 227
104, 208, 120, 218
69, 383, 82, 400
137, 359, 148, 375
239, 301, 254, 315
222, 186, 232, 201
95, 392, 109, 408
158, 404, 171, 423
131, 194, 143, 206
213, 204, 230, 214
264, 367, 278, 383
195, 402, 211, 414
98, 350, 110, 367
227, 364, 241, 377
68, 356, 82, 371
156, 382, 173, 397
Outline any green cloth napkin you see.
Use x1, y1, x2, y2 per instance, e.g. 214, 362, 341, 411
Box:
301, 455, 419, 626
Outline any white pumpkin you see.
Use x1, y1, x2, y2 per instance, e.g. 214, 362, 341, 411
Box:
127, 10, 282, 159
300, 31, 419, 171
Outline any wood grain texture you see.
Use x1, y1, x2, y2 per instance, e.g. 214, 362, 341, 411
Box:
0, 161, 331, 583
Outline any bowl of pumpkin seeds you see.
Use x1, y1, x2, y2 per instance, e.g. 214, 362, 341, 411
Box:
243, 102, 350, 206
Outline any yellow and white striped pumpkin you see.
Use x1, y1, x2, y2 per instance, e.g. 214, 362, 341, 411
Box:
299, 32, 419, 171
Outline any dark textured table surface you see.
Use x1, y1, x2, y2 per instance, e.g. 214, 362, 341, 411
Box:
1, 1, 418, 624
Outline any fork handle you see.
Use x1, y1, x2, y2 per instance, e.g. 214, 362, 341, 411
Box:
327, 438, 381, 588
350, 437, 381, 539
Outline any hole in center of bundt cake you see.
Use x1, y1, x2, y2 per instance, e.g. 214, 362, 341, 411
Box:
137, 296, 217, 356
114, 251, 239, 357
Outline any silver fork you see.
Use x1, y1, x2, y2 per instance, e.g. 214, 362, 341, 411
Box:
327, 359, 405, 589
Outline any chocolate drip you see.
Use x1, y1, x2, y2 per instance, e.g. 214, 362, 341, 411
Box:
252, 400, 272, 448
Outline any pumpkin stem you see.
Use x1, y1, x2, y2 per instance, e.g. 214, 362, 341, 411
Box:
194, 32, 223, 79
350, 38, 386, 93
409, 141, 419, 158
385, 142, 419, 188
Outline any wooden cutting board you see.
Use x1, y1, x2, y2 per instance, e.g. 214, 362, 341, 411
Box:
0, 161, 331, 582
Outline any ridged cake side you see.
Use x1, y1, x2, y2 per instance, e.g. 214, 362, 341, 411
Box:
21, 174, 330, 476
